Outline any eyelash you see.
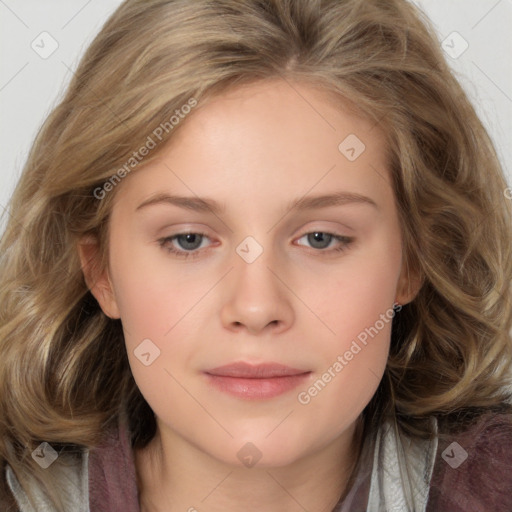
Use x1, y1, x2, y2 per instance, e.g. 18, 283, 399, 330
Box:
157, 231, 354, 260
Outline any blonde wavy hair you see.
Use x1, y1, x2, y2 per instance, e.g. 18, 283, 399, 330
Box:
1, 0, 511, 509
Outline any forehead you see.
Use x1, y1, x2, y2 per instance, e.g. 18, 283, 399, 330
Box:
169, 79, 387, 162
112, 79, 393, 214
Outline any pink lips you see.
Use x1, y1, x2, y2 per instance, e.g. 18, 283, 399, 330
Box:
204, 362, 311, 400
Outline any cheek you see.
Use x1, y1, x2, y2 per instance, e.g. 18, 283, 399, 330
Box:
294, 302, 394, 442
296, 234, 400, 412
310, 239, 401, 346
117, 273, 199, 429
108, 242, 209, 401
109, 233, 211, 340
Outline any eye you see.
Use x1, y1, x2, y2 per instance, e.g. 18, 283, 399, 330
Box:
295, 232, 354, 253
158, 232, 211, 259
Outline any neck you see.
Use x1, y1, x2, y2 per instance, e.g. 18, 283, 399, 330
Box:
135, 420, 362, 512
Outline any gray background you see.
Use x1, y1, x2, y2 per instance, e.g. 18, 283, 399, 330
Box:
1, 0, 511, 228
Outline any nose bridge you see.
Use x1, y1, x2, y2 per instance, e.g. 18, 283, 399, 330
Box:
219, 236, 294, 334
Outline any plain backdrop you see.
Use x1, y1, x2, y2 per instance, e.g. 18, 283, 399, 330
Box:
0, 0, 511, 234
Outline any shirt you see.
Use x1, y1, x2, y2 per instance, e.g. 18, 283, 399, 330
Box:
5, 411, 512, 511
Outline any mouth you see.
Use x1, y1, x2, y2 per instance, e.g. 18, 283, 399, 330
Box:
204, 362, 312, 400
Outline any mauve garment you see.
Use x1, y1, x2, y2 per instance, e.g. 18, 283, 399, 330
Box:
86, 412, 512, 511
426, 412, 512, 511
87, 419, 140, 512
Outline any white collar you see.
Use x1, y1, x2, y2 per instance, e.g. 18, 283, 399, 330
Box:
337, 417, 438, 512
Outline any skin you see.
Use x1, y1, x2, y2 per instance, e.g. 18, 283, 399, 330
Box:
79, 79, 420, 512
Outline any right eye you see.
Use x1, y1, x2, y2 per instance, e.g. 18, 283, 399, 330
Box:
158, 232, 212, 259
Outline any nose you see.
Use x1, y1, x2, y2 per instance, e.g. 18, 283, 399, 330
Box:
220, 251, 295, 335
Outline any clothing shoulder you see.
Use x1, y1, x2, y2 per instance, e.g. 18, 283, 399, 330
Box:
3, 417, 139, 512
4, 450, 88, 512
88, 418, 140, 512
427, 411, 512, 511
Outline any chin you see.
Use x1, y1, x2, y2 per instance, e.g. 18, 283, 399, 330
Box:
209, 434, 311, 470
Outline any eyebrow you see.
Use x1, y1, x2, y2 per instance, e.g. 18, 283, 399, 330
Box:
135, 191, 378, 215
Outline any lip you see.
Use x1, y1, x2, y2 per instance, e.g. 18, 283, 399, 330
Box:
204, 362, 311, 400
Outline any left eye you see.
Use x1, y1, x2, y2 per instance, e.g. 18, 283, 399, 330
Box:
295, 232, 353, 251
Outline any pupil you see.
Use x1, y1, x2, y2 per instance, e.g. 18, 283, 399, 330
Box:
178, 234, 202, 250
309, 232, 331, 249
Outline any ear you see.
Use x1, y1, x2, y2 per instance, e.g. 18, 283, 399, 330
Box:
395, 256, 423, 306
77, 235, 121, 319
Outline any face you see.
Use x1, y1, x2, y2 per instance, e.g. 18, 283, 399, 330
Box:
82, 79, 417, 468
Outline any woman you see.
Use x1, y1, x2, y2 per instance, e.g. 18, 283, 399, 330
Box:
1, 0, 511, 510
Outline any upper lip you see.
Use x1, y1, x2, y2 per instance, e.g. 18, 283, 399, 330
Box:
205, 362, 310, 378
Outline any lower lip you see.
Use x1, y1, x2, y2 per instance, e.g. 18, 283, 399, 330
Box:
204, 373, 311, 400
